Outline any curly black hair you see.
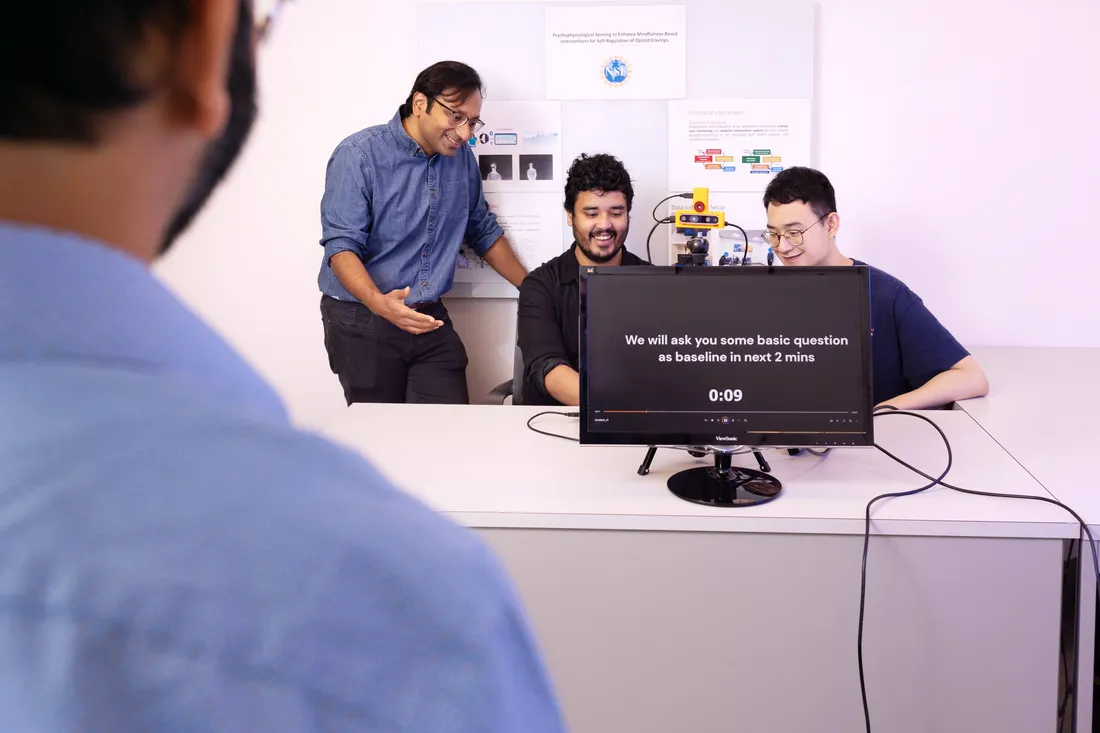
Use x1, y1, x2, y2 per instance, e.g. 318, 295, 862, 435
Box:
564, 153, 635, 214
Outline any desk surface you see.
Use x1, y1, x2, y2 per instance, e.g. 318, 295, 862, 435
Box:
320, 403, 1075, 539
961, 345, 1100, 526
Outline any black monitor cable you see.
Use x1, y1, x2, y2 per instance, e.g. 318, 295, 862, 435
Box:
526, 411, 580, 442
862, 407, 1099, 733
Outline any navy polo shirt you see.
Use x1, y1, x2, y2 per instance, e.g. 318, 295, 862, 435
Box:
855, 259, 970, 406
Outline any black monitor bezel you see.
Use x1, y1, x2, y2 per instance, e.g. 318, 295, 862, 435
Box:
578, 265, 875, 449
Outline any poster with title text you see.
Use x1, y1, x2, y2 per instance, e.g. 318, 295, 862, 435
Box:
545, 5, 687, 100
669, 98, 812, 193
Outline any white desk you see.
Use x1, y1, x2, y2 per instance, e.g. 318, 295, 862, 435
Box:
322, 404, 1075, 733
960, 345, 1100, 732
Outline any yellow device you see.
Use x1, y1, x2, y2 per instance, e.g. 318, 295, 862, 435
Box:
674, 187, 725, 230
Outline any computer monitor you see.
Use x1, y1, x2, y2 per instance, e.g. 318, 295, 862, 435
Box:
578, 265, 874, 506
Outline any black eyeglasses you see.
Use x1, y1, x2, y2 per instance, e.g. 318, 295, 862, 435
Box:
255, 0, 292, 44
762, 212, 830, 247
431, 98, 485, 134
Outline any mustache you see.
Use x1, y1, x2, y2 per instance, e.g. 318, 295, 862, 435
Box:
588, 228, 618, 239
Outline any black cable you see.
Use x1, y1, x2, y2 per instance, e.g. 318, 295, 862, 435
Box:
646, 216, 673, 264
723, 222, 750, 266
860, 408, 1100, 733
858, 410, 953, 732
526, 411, 580, 442
1058, 542, 1075, 732
652, 192, 692, 223
647, 193, 691, 263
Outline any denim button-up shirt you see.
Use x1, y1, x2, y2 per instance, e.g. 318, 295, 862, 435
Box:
318, 109, 503, 304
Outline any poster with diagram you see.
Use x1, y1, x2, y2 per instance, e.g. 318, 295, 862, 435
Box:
668, 98, 812, 193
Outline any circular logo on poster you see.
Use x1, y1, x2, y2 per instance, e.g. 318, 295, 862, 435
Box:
602, 57, 631, 86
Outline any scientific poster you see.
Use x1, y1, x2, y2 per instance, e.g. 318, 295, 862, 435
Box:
471, 101, 563, 195
544, 4, 687, 100
668, 99, 812, 192
456, 192, 565, 284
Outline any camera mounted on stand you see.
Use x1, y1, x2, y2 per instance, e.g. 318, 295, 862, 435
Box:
674, 188, 725, 267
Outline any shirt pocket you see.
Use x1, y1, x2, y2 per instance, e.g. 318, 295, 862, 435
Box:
439, 177, 470, 234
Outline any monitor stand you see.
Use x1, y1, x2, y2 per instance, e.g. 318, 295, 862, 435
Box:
637, 446, 783, 508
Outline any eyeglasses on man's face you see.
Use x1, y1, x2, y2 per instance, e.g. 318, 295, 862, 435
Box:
431, 98, 486, 134
254, 0, 292, 44
761, 213, 829, 247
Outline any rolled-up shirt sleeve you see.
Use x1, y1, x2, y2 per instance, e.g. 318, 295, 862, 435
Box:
463, 149, 505, 257
517, 275, 569, 397
320, 143, 372, 264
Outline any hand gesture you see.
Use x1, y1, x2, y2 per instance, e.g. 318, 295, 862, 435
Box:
370, 287, 444, 335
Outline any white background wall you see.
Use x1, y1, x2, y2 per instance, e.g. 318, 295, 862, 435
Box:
155, 0, 1100, 431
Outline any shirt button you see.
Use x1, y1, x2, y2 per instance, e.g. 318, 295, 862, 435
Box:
423, 251, 429, 257
430, 189, 436, 196
421, 281, 429, 287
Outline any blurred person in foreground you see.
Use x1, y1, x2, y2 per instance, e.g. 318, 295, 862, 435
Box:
0, 1, 565, 730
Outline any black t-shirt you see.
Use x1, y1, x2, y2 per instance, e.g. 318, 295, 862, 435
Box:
516, 243, 649, 405
853, 259, 970, 405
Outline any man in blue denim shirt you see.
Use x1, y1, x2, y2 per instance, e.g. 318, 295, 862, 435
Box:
318, 61, 528, 405
0, 2, 565, 731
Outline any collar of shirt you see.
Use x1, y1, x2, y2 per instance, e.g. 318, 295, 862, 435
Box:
559, 241, 647, 284
0, 221, 288, 422
386, 109, 429, 158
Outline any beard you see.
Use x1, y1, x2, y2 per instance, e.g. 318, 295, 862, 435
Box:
574, 224, 628, 263
160, 0, 258, 254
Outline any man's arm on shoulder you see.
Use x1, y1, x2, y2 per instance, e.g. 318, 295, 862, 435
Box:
880, 292, 989, 410
463, 149, 527, 287
517, 273, 578, 406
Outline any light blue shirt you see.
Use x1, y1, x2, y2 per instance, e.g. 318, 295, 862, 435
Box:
317, 110, 504, 305
0, 222, 565, 732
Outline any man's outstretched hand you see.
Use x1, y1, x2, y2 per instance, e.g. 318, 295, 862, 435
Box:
367, 287, 443, 335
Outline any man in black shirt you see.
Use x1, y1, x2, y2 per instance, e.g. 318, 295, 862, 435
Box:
517, 153, 650, 405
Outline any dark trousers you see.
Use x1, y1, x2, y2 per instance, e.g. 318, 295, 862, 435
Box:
320, 295, 470, 405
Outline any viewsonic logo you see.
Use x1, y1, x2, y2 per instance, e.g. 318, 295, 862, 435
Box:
715, 436, 738, 442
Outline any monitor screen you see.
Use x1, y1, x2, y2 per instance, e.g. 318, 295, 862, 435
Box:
578, 265, 874, 448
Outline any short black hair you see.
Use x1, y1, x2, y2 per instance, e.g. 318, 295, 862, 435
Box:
762, 166, 837, 219
0, 0, 196, 144
399, 61, 484, 119
564, 153, 635, 213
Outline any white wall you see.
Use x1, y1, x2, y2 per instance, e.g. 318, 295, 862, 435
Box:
155, 0, 1100, 431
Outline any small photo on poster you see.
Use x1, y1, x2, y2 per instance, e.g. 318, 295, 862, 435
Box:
473, 101, 563, 194
479, 155, 513, 182
519, 154, 554, 182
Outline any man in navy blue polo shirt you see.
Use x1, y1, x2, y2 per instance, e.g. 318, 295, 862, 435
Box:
762, 167, 989, 409
318, 61, 528, 405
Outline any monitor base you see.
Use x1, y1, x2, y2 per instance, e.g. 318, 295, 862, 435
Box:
667, 451, 782, 507
638, 445, 772, 475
